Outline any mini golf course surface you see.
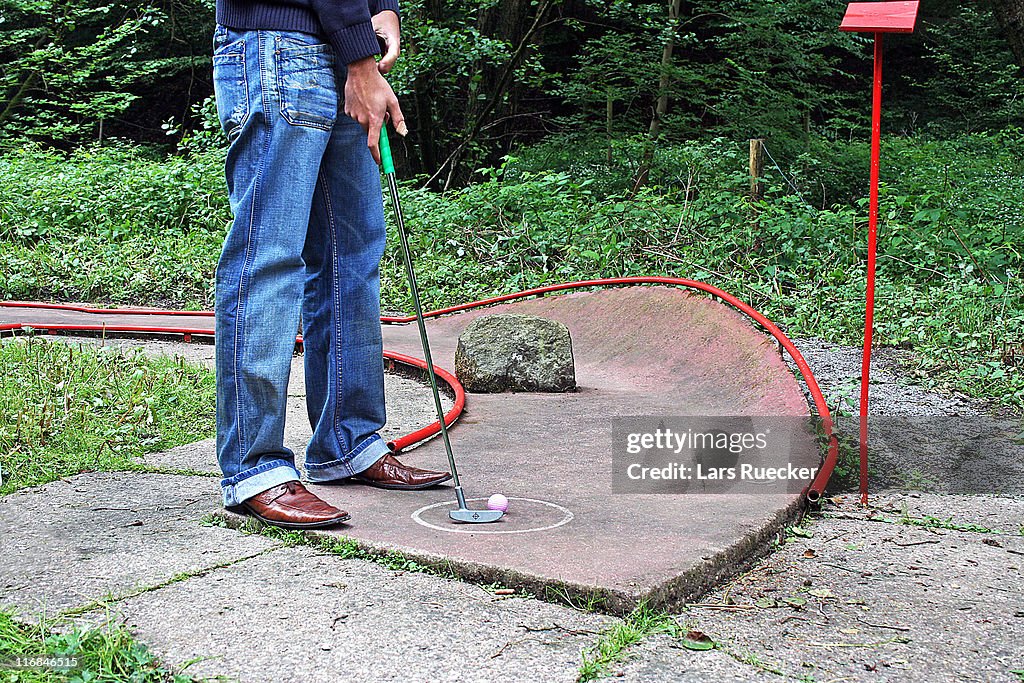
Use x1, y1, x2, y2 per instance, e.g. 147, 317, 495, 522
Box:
1, 286, 820, 613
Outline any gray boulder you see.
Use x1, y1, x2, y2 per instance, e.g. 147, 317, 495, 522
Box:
454, 314, 576, 393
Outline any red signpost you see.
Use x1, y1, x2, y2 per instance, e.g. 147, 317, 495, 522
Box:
840, 1, 919, 504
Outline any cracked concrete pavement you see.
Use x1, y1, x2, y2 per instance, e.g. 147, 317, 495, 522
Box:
1, 336, 1021, 682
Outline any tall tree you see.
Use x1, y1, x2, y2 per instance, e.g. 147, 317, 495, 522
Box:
0, 0, 214, 147
989, 0, 1024, 68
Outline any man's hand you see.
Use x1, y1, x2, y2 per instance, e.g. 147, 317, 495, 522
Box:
372, 10, 400, 75
345, 57, 407, 165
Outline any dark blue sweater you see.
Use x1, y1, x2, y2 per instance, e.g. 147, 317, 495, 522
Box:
216, 0, 400, 65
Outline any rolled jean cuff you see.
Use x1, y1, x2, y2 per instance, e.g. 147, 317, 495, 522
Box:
305, 434, 390, 481
221, 460, 301, 507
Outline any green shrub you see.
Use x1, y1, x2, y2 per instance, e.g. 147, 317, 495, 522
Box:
0, 144, 227, 307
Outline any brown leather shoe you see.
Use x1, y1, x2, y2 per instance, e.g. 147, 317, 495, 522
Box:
350, 453, 452, 490
240, 481, 350, 529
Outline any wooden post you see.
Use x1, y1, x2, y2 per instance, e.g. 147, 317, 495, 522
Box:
749, 138, 764, 200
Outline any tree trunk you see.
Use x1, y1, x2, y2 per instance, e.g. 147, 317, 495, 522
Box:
632, 0, 682, 192
0, 33, 49, 126
445, 0, 537, 182
425, 0, 553, 189
990, 0, 1024, 69
606, 88, 614, 165
403, 0, 446, 177
649, 0, 681, 140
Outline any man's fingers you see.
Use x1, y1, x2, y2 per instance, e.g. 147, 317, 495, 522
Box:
387, 98, 407, 137
368, 117, 383, 165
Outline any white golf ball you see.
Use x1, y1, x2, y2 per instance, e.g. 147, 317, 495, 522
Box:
487, 494, 509, 512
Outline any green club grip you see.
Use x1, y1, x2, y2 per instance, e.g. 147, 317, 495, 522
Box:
379, 124, 395, 175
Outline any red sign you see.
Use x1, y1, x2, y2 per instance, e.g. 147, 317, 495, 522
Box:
840, 1, 919, 33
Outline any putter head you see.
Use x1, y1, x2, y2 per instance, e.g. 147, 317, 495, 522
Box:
449, 508, 504, 524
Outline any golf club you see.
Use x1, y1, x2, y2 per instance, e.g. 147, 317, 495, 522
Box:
378, 125, 504, 524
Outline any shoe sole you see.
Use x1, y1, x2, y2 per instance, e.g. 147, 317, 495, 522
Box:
239, 506, 351, 530
349, 473, 453, 491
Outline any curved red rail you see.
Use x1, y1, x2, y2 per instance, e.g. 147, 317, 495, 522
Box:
1, 277, 838, 501
383, 351, 465, 454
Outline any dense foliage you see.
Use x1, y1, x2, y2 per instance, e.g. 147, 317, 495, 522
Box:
1, 130, 1021, 408
0, 0, 1021, 411
0, 0, 215, 148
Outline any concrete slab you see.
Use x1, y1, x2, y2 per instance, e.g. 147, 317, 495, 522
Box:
616, 634, 770, 682
144, 437, 218, 474
0, 472, 277, 616
33, 335, 218, 370
211, 287, 818, 614
105, 545, 613, 683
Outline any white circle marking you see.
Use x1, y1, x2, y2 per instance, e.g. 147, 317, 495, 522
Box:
411, 497, 574, 534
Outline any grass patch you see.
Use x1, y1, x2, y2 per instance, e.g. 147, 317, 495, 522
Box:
577, 604, 683, 681
819, 507, 1022, 536
0, 336, 215, 495
0, 609, 198, 682
895, 512, 1001, 535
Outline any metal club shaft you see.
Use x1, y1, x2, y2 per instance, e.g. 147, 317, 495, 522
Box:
383, 172, 462, 490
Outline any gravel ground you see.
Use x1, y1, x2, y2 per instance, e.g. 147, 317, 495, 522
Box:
787, 338, 1024, 494
613, 489, 1024, 682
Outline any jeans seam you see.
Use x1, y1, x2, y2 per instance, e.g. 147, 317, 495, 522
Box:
318, 169, 348, 453
259, 30, 274, 115
230, 38, 268, 468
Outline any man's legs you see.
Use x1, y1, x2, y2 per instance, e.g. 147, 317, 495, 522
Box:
213, 25, 337, 507
214, 24, 449, 503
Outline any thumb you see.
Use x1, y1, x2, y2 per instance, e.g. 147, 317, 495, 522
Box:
378, 41, 400, 74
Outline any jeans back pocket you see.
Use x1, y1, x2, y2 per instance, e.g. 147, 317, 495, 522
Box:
212, 37, 249, 141
276, 35, 338, 131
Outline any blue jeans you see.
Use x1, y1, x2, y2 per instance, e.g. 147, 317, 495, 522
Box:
212, 24, 390, 507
